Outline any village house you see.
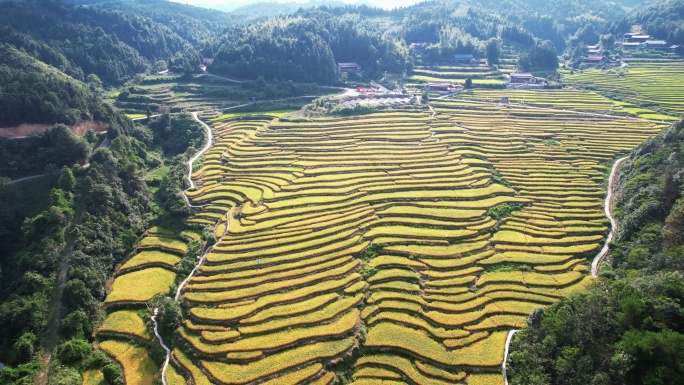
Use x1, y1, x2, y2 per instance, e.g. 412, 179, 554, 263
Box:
508, 73, 536, 84
453, 54, 474, 64
582, 56, 605, 66
622, 42, 641, 50
338, 62, 362, 72
629, 34, 651, 43
427, 81, 452, 91
644, 40, 668, 50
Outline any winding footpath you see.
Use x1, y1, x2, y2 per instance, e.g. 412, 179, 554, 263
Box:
152, 111, 221, 385
501, 156, 629, 384
592, 156, 629, 278
502, 329, 519, 385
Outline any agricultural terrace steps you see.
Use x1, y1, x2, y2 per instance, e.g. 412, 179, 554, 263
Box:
435, 96, 675, 124
591, 156, 628, 278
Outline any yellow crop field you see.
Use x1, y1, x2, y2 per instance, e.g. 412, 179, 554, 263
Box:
138, 236, 188, 254
98, 310, 151, 341
118, 94, 665, 385
99, 340, 158, 385
81, 370, 105, 385
120, 250, 181, 271
105, 267, 175, 304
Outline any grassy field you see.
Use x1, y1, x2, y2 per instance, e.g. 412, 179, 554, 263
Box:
154, 93, 665, 385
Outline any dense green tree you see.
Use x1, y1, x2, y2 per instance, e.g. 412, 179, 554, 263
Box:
486, 38, 501, 64
518, 40, 559, 71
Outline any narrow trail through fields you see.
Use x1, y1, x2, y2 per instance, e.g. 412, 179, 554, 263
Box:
502, 329, 519, 385
592, 156, 628, 278
153, 111, 221, 384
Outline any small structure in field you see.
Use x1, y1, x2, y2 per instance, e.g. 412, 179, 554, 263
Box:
644, 40, 668, 50
629, 34, 651, 43
453, 54, 474, 64
508, 73, 536, 84
582, 56, 605, 66
670, 45, 683, 55
427, 81, 452, 91
338, 62, 362, 72
622, 42, 641, 50
426, 82, 464, 93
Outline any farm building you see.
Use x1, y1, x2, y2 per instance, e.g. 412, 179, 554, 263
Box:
622, 42, 641, 50
427, 81, 453, 91
582, 56, 605, 65
670, 45, 683, 55
644, 40, 668, 50
629, 34, 651, 43
508, 73, 536, 84
202, 58, 214, 65
338, 62, 362, 72
453, 54, 474, 64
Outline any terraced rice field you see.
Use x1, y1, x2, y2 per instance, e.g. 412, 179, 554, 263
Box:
165, 99, 664, 384
563, 60, 684, 118
95, 228, 197, 383
454, 89, 671, 119
407, 66, 507, 89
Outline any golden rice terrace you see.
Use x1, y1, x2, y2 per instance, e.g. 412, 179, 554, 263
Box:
168, 101, 664, 385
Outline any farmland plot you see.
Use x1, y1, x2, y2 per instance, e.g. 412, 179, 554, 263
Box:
166, 98, 663, 385
562, 60, 684, 118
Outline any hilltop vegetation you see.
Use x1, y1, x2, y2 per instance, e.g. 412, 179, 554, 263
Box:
208, 7, 411, 84
0, 0, 202, 85
0, 44, 106, 127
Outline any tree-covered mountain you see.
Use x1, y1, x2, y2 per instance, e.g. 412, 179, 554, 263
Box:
631, 0, 684, 45
0, 0, 202, 85
507, 119, 684, 385
64, 0, 238, 44
0, 44, 108, 127
402, 0, 628, 56
208, 6, 411, 84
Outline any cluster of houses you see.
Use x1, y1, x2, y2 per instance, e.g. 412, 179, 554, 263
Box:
621, 33, 682, 54
582, 45, 607, 66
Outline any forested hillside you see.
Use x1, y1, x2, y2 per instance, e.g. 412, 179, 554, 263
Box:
0, 113, 205, 384
0, 0, 202, 85
209, 6, 410, 84
507, 119, 684, 385
0, 44, 106, 127
630, 0, 684, 44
